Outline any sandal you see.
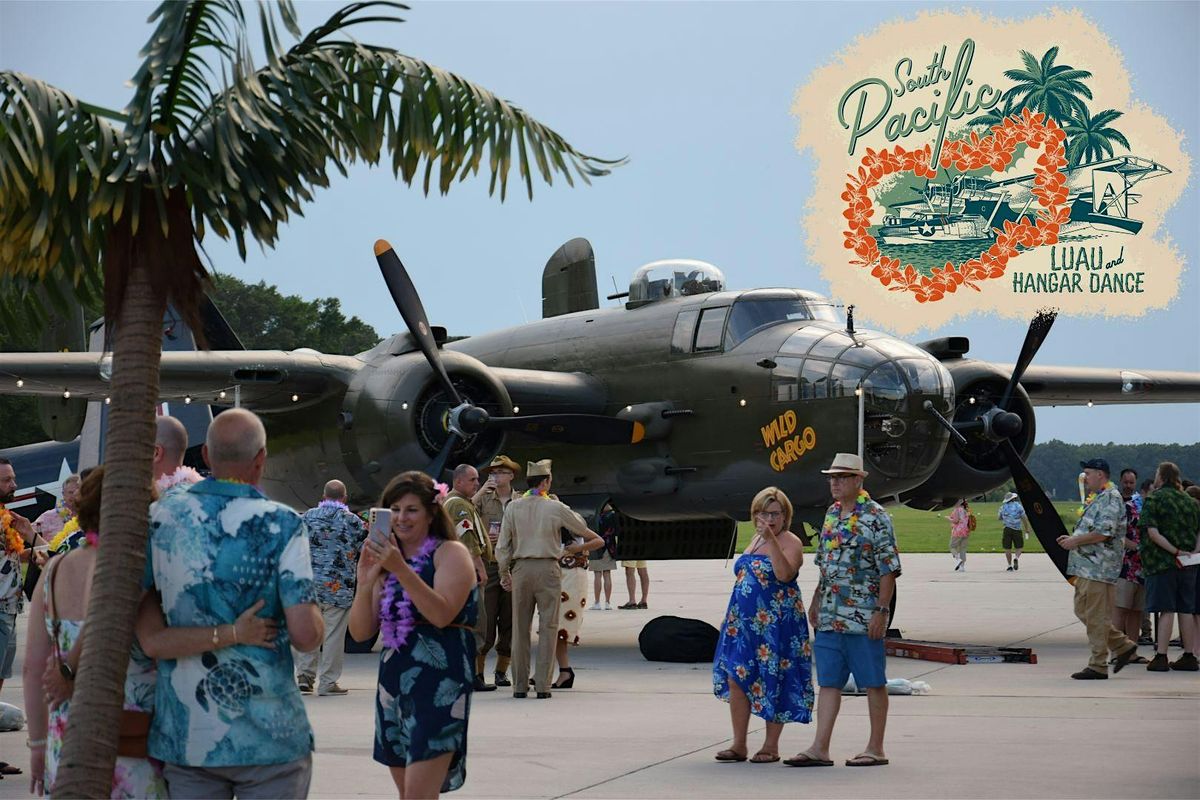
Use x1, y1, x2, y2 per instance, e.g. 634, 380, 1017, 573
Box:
845, 753, 889, 767
617, 602, 640, 610
714, 748, 747, 762
783, 752, 834, 767
0, 763, 22, 776
750, 751, 779, 764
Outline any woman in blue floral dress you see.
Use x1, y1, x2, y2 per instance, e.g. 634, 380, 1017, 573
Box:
712, 487, 814, 763
350, 471, 479, 798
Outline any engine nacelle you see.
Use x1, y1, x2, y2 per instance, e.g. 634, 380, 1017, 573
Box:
338, 350, 512, 498
901, 359, 1036, 510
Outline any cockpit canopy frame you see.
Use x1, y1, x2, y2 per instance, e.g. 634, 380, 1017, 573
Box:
627, 260, 726, 309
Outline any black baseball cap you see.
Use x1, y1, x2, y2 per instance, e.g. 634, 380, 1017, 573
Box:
1080, 458, 1111, 473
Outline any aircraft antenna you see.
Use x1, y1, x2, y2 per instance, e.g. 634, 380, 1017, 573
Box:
516, 293, 529, 324
845, 304, 855, 334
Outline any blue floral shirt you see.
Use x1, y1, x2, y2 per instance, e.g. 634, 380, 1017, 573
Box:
998, 499, 1026, 530
143, 479, 317, 767
302, 502, 366, 607
813, 498, 901, 635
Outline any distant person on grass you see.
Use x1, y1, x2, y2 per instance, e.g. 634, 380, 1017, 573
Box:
997, 492, 1030, 571
948, 499, 973, 572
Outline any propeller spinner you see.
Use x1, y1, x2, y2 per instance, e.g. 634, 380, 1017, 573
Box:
373, 240, 645, 479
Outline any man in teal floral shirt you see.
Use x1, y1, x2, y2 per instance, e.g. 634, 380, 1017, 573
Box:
295, 479, 366, 696
1056, 457, 1138, 680
144, 409, 324, 798
786, 453, 899, 769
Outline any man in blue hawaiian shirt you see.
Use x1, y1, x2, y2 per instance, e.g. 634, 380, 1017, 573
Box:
786, 453, 899, 769
295, 479, 365, 696
1057, 457, 1139, 680
144, 409, 324, 798
997, 492, 1030, 572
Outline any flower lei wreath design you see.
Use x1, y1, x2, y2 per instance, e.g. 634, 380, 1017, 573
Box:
842, 109, 1070, 303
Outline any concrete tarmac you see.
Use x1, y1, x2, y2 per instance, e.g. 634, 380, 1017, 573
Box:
2, 554, 1197, 798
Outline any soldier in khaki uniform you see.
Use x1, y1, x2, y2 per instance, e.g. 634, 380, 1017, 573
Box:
472, 454, 520, 686
497, 459, 592, 698
445, 463, 497, 692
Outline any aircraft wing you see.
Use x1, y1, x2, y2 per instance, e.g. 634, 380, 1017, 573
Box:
1002, 364, 1200, 406
0, 351, 363, 409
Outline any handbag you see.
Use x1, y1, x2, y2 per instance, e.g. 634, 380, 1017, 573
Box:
46, 557, 153, 759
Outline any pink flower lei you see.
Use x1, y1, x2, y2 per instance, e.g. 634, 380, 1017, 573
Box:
155, 466, 203, 493
379, 536, 440, 649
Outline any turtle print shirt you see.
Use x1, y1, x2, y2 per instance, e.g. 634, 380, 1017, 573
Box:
144, 478, 317, 767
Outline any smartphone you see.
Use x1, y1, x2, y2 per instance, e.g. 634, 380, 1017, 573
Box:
368, 508, 392, 545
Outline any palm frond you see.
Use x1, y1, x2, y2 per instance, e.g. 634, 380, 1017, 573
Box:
0, 72, 122, 308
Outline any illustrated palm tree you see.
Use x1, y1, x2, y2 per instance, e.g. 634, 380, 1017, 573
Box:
1064, 107, 1131, 167
0, 2, 619, 795
967, 91, 1016, 129
1001, 46, 1094, 126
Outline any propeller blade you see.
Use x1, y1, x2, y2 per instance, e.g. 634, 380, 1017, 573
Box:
374, 240, 463, 407
488, 414, 645, 446
999, 310, 1057, 411
1000, 439, 1071, 582
427, 431, 461, 482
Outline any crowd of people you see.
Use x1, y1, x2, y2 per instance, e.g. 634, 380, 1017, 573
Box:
1, 415, 1198, 797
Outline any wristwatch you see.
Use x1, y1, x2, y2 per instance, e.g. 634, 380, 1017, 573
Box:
873, 606, 890, 614
58, 661, 75, 681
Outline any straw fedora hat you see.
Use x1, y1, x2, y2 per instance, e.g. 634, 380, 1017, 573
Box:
820, 452, 869, 477
481, 454, 521, 476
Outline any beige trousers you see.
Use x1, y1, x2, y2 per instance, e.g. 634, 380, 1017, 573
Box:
1073, 577, 1135, 673
511, 558, 562, 693
294, 603, 351, 690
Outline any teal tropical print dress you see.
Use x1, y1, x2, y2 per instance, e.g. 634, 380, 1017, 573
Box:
712, 553, 814, 723
374, 542, 479, 792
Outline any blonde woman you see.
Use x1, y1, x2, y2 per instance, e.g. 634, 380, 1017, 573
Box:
712, 487, 813, 764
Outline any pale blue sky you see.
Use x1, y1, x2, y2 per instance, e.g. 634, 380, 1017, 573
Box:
1, 1, 1197, 444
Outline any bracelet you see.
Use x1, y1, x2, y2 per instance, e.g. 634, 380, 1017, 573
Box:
230, 623, 238, 645
211, 626, 220, 647
27, 737, 47, 749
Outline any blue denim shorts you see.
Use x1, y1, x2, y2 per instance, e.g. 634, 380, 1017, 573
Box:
0, 611, 17, 680
814, 630, 887, 689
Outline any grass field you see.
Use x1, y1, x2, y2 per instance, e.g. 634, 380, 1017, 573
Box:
735, 501, 1081, 554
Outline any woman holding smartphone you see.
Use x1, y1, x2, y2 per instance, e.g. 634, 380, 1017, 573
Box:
350, 471, 478, 798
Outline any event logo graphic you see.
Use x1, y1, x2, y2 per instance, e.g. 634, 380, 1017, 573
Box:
795, 10, 1189, 332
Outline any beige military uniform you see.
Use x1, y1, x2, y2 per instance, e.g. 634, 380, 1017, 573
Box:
445, 490, 490, 652
497, 491, 591, 694
472, 485, 516, 675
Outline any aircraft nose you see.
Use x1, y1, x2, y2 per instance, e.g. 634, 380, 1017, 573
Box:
776, 326, 953, 479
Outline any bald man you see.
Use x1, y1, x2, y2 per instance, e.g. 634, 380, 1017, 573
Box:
145, 408, 323, 796
153, 415, 190, 482
295, 479, 366, 695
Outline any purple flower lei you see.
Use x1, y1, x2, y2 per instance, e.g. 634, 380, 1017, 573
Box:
379, 536, 440, 649
317, 499, 349, 510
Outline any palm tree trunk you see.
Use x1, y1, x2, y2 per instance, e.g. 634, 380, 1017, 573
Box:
52, 240, 166, 797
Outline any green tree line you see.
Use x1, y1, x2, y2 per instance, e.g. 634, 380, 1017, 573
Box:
1025, 439, 1200, 499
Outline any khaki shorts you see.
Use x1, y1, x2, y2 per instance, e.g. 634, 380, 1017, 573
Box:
622, 560, 648, 569
1114, 577, 1145, 611
1001, 528, 1024, 550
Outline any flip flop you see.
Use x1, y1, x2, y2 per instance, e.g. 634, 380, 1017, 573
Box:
0, 763, 22, 775
783, 752, 834, 767
714, 749, 747, 762
750, 751, 780, 764
845, 753, 889, 767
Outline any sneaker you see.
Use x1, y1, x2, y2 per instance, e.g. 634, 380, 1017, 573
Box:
472, 674, 497, 691
1013, 558, 1019, 571
297, 676, 314, 694
1006, 565, 1014, 572
1146, 653, 1170, 672
602, 601, 612, 610
954, 560, 963, 571
589, 603, 603, 611
317, 683, 348, 696
1070, 668, 1108, 680
1170, 652, 1199, 671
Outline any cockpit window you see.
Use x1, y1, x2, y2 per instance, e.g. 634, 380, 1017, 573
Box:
627, 260, 726, 308
725, 298, 815, 348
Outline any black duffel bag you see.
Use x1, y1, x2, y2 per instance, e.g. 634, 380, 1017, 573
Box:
637, 615, 720, 663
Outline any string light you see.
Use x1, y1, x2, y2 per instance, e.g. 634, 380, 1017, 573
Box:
184, 396, 192, 405
738, 399, 747, 407
291, 394, 299, 402
104, 397, 111, 405
1087, 400, 1094, 408
512, 406, 520, 414
15, 379, 23, 388
968, 397, 976, 405
401, 402, 409, 410
218, 390, 227, 399
62, 390, 70, 399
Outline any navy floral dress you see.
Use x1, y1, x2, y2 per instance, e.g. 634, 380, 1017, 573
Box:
375, 542, 479, 792
712, 552, 814, 723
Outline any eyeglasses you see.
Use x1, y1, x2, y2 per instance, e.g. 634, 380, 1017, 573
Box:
827, 474, 858, 482
755, 511, 784, 520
